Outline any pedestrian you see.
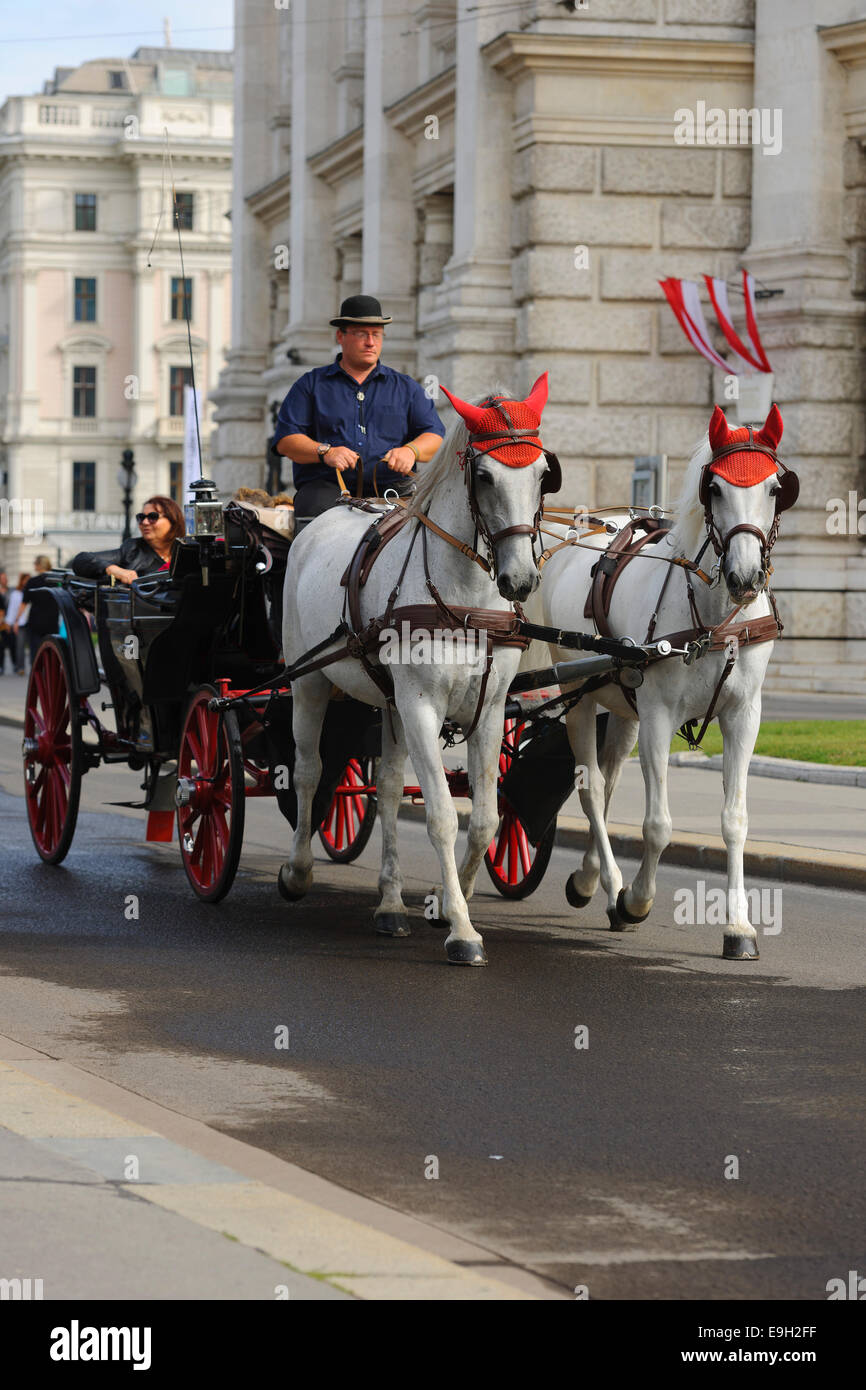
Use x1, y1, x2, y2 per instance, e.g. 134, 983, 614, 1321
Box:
0, 570, 12, 674
21, 555, 54, 667
5, 572, 31, 675
272, 295, 445, 533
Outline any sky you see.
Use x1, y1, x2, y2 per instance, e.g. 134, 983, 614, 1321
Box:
0, 0, 235, 106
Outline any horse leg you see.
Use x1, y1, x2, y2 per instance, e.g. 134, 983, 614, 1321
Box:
402, 700, 487, 966
717, 700, 762, 960
458, 704, 504, 905
564, 699, 624, 919
277, 673, 331, 902
373, 709, 411, 938
566, 710, 637, 908
617, 704, 676, 928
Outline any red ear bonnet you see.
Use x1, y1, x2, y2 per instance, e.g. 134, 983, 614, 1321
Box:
708, 403, 784, 487
440, 372, 549, 467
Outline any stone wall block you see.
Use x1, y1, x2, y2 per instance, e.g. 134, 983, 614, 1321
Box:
844, 592, 866, 639
770, 349, 863, 404
573, 0, 656, 18
519, 302, 653, 353
661, 202, 750, 249
543, 408, 653, 457
601, 251, 713, 299
776, 404, 854, 457
512, 144, 596, 198
602, 147, 716, 196
599, 357, 711, 406
520, 352, 592, 404
842, 190, 866, 241
664, 0, 754, 21
721, 150, 752, 197
843, 137, 866, 189
658, 411, 711, 459
778, 591, 845, 639
513, 246, 593, 301
546, 195, 657, 249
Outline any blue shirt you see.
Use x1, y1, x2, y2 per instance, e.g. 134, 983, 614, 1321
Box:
272, 354, 445, 492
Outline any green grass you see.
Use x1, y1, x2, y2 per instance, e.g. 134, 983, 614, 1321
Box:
677, 720, 866, 766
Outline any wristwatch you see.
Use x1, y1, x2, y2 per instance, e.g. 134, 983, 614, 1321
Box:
317, 442, 332, 460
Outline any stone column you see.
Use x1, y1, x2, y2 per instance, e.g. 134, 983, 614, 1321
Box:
746, 0, 866, 687
361, 0, 416, 372
419, 1, 515, 398
130, 259, 156, 440
210, 0, 281, 494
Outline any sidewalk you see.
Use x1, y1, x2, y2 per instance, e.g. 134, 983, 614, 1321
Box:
0, 1036, 551, 1300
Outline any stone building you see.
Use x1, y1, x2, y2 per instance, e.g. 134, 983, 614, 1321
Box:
213, 0, 866, 694
0, 46, 233, 573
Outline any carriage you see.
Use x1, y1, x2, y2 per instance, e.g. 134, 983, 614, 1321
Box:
21, 477, 656, 903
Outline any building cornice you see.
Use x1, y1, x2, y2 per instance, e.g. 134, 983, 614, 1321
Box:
821, 19, 866, 141
385, 66, 456, 138
308, 126, 364, 187
482, 32, 754, 82
246, 170, 291, 219
820, 19, 866, 68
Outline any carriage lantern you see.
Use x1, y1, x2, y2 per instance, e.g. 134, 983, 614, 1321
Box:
185, 478, 225, 540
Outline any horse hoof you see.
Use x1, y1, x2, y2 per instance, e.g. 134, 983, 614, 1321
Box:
375, 913, 411, 938
615, 887, 651, 926
565, 877, 592, 909
277, 864, 307, 903
723, 935, 759, 960
445, 938, 487, 966
606, 905, 639, 933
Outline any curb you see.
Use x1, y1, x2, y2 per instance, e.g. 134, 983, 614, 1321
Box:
669, 750, 866, 788
399, 802, 866, 894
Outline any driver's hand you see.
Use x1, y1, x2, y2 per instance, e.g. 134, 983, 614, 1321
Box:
324, 446, 358, 472
106, 565, 138, 585
382, 446, 415, 476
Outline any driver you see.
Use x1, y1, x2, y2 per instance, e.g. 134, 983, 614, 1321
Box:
71, 496, 185, 582
271, 295, 445, 531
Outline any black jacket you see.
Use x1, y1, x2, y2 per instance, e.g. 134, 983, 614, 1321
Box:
71, 537, 169, 581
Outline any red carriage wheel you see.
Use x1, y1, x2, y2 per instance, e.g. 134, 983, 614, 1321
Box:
484, 717, 555, 899
23, 637, 84, 864
176, 685, 245, 902
317, 757, 377, 863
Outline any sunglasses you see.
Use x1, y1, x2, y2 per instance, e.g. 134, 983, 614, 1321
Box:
136, 511, 163, 525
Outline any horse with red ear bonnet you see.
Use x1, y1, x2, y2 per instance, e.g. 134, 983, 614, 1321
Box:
521, 401, 798, 961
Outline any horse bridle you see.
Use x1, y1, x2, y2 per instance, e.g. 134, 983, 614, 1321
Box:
458, 395, 562, 575
698, 425, 799, 574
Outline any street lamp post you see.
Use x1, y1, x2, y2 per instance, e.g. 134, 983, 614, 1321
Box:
117, 449, 138, 540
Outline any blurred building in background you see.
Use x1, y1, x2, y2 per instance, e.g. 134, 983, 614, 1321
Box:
0, 45, 233, 572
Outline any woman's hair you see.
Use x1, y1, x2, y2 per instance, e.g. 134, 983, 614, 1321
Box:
17, 572, 31, 589
142, 495, 186, 542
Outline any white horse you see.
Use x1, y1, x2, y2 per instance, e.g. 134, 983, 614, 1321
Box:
280, 379, 556, 965
524, 404, 795, 959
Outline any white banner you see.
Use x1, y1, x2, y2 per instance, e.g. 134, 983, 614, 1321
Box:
183, 385, 203, 495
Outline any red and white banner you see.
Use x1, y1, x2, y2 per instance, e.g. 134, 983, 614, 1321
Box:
660, 271, 772, 375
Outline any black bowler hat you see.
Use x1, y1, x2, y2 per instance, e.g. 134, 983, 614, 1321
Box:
329, 294, 392, 327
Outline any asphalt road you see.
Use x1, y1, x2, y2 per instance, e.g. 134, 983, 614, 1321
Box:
1, 722, 864, 1300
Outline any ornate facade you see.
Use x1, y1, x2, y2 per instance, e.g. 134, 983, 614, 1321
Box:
213, 0, 866, 693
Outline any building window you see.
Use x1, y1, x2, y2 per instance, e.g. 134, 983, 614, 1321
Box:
169, 460, 183, 503
169, 366, 193, 416
108, 70, 125, 89
72, 461, 96, 511
173, 192, 194, 230
170, 276, 192, 321
75, 193, 97, 231
74, 277, 96, 322
73, 366, 96, 418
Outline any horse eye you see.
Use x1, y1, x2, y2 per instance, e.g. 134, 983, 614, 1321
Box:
710, 481, 722, 496
475, 471, 493, 486
769, 483, 780, 496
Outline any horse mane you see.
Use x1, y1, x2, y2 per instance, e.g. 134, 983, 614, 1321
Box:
408, 386, 515, 516
664, 431, 712, 559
